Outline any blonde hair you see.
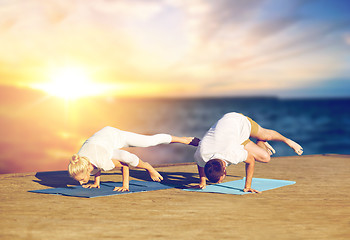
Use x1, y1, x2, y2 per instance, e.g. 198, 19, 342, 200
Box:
68, 154, 90, 178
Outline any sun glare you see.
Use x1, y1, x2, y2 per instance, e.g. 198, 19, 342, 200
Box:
33, 66, 110, 99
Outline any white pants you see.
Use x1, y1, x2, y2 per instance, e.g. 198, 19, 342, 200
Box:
117, 130, 173, 148
79, 126, 172, 170
112, 130, 172, 167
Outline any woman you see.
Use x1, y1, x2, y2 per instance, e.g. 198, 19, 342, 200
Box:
69, 126, 199, 192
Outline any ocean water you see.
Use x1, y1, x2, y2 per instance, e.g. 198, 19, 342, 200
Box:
114, 97, 350, 159
1, 94, 350, 173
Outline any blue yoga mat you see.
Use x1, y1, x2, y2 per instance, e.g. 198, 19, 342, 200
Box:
29, 180, 172, 198
183, 178, 295, 195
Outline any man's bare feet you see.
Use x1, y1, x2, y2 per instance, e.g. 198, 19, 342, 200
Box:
286, 139, 303, 155
264, 142, 276, 155
257, 141, 275, 155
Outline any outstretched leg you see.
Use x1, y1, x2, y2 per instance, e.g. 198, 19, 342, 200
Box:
251, 126, 303, 155
122, 131, 197, 148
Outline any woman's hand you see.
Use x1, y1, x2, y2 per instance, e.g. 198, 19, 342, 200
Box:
113, 186, 129, 192
82, 183, 100, 189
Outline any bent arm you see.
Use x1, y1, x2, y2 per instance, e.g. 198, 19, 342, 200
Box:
243, 153, 261, 193
113, 165, 130, 192
121, 165, 129, 190
111, 159, 130, 192
94, 170, 101, 187
197, 164, 207, 189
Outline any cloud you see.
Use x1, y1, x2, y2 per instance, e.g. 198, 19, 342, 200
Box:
90, 0, 162, 19
173, 0, 313, 45
0, 0, 187, 87
345, 34, 350, 45
0, 0, 349, 97
170, 0, 350, 95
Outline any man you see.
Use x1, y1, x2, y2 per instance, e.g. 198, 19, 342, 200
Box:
194, 112, 303, 193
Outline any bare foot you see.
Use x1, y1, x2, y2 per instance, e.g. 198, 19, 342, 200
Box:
257, 141, 275, 155
264, 142, 276, 155
147, 168, 163, 182
172, 136, 200, 146
286, 139, 303, 155
182, 137, 195, 145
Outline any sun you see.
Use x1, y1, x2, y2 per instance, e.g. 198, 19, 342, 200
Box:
33, 66, 109, 100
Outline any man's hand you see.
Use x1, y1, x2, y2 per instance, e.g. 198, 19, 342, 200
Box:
192, 183, 206, 189
196, 165, 207, 189
244, 153, 256, 192
243, 188, 261, 194
82, 183, 100, 189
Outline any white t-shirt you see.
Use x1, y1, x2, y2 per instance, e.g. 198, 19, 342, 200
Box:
78, 127, 133, 173
194, 112, 251, 167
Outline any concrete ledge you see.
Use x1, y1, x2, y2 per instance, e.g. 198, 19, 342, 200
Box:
0, 155, 349, 239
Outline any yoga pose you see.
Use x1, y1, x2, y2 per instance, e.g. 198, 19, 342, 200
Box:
69, 126, 199, 192
194, 112, 303, 193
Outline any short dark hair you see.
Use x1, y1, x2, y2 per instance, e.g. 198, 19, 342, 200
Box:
204, 159, 225, 183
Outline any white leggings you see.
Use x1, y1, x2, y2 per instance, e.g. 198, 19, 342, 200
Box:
119, 131, 173, 148
79, 126, 173, 170
108, 127, 172, 167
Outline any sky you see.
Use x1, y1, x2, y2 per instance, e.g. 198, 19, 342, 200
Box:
0, 0, 349, 98
1, 0, 350, 174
